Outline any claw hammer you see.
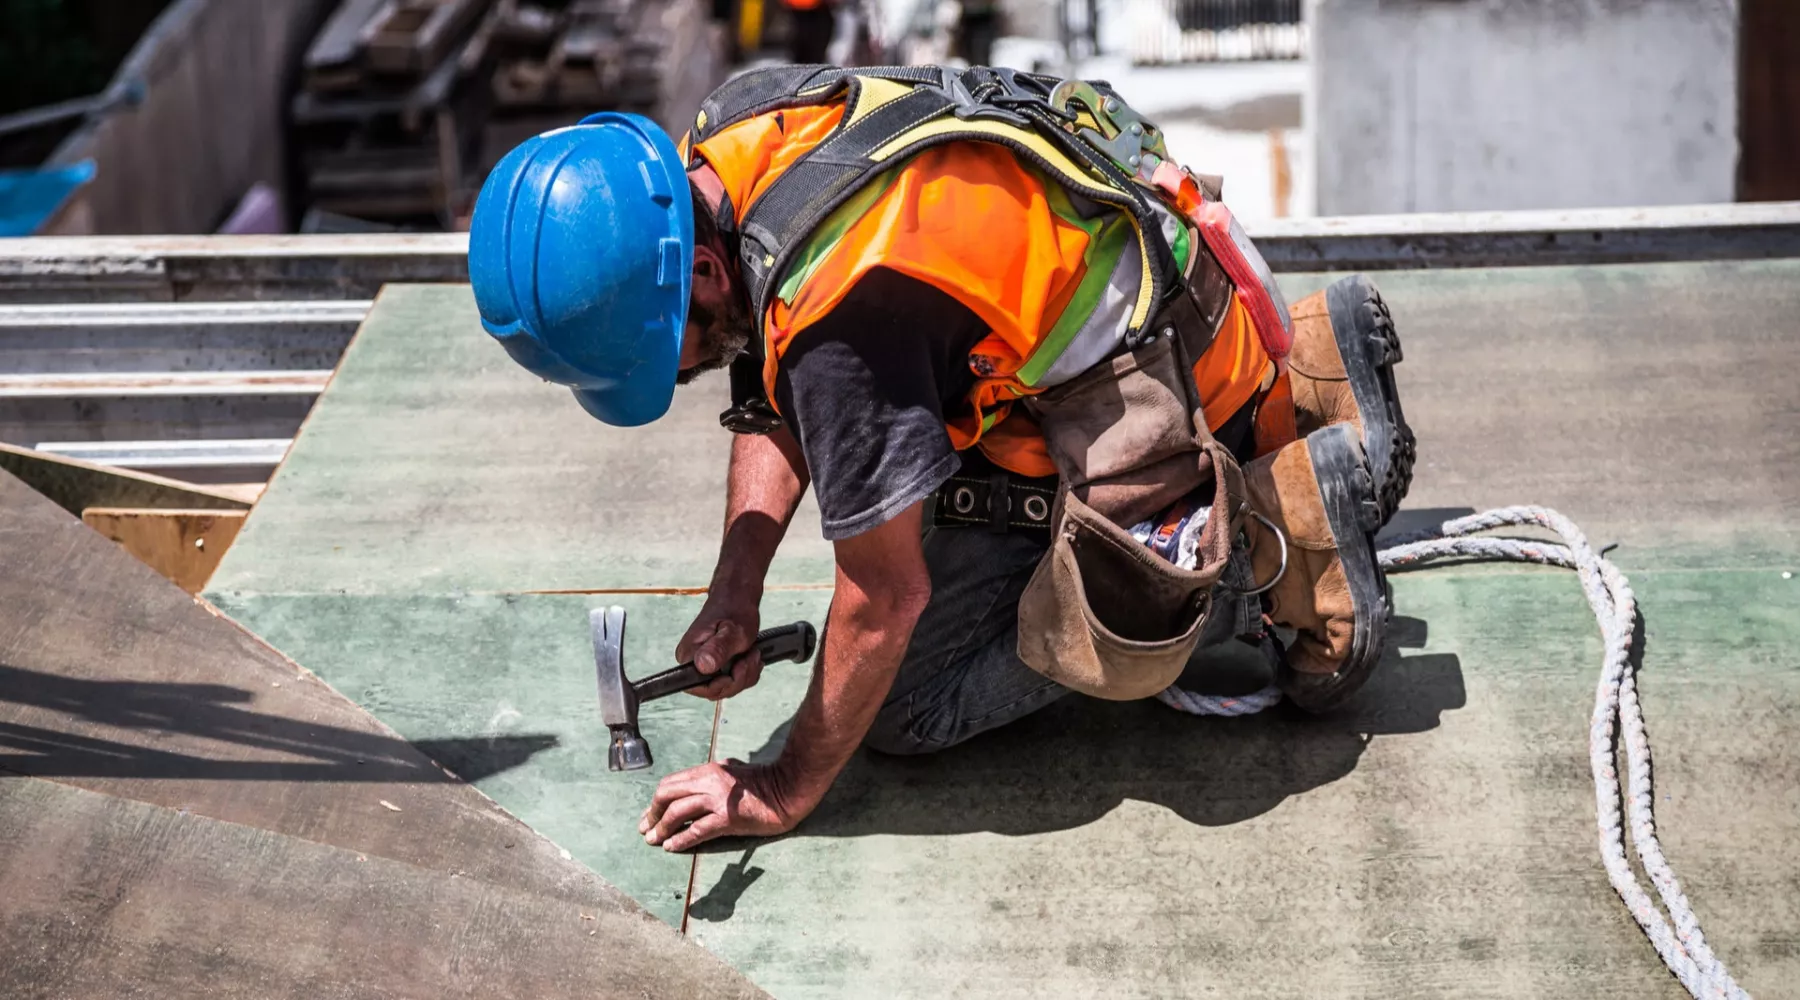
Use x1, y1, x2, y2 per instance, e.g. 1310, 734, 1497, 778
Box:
590, 606, 817, 771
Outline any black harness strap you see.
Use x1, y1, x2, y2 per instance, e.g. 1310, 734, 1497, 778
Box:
737, 84, 959, 315
694, 64, 944, 143
699, 64, 1186, 343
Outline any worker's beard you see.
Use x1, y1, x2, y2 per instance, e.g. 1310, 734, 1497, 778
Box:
676, 293, 754, 384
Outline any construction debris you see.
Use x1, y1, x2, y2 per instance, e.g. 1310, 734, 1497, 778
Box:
294, 0, 724, 228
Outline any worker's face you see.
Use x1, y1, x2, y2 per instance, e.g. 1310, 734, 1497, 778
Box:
676, 241, 751, 384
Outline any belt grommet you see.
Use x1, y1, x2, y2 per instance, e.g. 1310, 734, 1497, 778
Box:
952, 486, 977, 515
1022, 494, 1049, 522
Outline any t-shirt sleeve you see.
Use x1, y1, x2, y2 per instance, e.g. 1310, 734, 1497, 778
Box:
773, 268, 987, 541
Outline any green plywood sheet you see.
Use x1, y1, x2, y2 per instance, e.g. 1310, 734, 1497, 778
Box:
206, 285, 832, 597
691, 569, 1800, 998
198, 262, 1798, 990
212, 262, 1800, 602
1277, 260, 1800, 568
205, 590, 749, 925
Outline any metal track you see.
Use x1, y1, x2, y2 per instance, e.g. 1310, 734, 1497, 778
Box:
33, 438, 294, 485
0, 300, 368, 373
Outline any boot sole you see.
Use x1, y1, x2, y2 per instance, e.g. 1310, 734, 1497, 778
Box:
1279, 424, 1389, 714
1325, 275, 1416, 526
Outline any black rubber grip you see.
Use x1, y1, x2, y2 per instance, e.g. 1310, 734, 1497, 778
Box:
632, 620, 817, 703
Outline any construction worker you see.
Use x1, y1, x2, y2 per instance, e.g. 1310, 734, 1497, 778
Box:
468, 66, 1415, 852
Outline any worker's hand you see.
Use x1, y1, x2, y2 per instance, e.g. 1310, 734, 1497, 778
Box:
676, 594, 762, 700
639, 759, 816, 852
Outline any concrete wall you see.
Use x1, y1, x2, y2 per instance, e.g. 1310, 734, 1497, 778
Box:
45, 0, 333, 235
1311, 0, 1739, 215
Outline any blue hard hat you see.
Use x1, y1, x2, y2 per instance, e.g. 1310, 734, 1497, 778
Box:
468, 112, 693, 427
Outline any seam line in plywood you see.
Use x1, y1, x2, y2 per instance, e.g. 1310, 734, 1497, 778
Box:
679, 698, 725, 938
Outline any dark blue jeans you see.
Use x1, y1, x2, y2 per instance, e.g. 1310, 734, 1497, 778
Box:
862, 523, 1261, 755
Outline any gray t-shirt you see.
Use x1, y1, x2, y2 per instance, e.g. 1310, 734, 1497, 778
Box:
772, 267, 988, 540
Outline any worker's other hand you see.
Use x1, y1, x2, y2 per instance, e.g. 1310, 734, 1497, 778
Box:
676, 595, 762, 700
639, 759, 814, 852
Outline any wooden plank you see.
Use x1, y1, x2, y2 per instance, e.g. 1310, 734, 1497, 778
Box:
0, 440, 248, 516
0, 779, 768, 1000
80, 507, 247, 594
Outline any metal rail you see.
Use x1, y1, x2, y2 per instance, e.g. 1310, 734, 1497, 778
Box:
33, 438, 293, 484
2, 203, 1796, 303
0, 371, 331, 397
0, 300, 369, 373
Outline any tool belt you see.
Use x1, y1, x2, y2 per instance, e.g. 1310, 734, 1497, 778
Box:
931, 456, 1058, 533
1015, 282, 1250, 702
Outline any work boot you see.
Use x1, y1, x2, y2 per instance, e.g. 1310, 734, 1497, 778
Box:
1286, 275, 1416, 526
1242, 423, 1390, 712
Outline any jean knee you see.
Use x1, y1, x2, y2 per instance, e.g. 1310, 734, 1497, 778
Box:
861, 702, 955, 757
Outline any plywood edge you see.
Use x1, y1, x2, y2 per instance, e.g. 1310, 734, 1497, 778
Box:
0, 441, 251, 513
80, 507, 248, 594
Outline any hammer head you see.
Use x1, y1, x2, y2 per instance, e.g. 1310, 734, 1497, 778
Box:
591, 606, 653, 771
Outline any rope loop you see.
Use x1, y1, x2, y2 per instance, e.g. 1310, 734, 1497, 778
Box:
1157, 505, 1751, 999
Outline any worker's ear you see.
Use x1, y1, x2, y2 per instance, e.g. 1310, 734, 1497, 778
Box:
691, 241, 733, 304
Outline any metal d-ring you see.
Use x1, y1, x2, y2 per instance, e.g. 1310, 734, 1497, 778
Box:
1226, 510, 1288, 596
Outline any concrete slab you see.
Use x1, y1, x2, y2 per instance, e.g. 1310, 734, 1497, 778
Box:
692, 568, 1800, 998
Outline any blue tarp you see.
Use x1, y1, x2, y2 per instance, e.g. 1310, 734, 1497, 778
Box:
0, 160, 97, 237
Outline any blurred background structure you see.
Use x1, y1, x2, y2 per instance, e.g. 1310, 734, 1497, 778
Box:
2, 0, 1789, 237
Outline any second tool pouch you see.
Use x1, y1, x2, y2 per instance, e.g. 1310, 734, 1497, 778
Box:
1018, 325, 1248, 701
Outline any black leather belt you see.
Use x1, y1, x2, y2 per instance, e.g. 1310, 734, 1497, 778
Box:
932, 468, 1057, 533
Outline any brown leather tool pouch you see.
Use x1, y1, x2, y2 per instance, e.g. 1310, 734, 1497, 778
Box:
1017, 302, 1248, 700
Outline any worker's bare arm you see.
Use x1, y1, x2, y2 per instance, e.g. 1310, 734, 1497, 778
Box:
679, 427, 810, 699
642, 501, 932, 851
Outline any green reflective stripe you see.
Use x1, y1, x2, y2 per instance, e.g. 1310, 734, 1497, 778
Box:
1016, 192, 1134, 387
776, 168, 905, 306
1170, 219, 1191, 274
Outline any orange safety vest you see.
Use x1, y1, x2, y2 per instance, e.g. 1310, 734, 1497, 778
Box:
688, 72, 1289, 477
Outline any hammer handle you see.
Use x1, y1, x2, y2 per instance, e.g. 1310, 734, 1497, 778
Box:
632, 621, 818, 703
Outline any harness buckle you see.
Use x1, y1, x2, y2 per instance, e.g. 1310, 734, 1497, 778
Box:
1047, 79, 1169, 175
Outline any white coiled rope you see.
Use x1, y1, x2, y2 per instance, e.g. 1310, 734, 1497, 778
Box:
1158, 505, 1750, 999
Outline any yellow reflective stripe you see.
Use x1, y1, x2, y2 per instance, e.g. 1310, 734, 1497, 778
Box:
868, 118, 1156, 330
870, 118, 1107, 194
846, 76, 915, 127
